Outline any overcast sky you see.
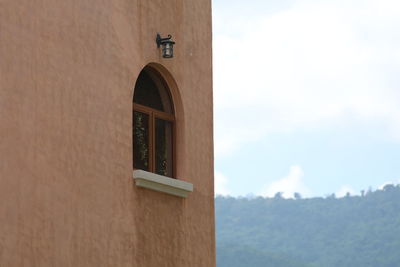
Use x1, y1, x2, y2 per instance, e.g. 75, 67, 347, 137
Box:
212, 0, 400, 198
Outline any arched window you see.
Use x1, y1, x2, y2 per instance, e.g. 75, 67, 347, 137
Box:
133, 67, 175, 178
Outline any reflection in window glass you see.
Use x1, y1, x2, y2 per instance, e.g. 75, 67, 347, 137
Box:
133, 112, 149, 171
155, 118, 173, 177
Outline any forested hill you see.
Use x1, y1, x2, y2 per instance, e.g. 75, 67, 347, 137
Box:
216, 185, 400, 267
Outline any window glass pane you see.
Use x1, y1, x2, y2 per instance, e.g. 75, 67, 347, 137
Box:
133, 111, 149, 171
133, 69, 173, 113
155, 118, 173, 177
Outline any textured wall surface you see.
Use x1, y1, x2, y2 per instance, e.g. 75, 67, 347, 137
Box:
0, 0, 214, 266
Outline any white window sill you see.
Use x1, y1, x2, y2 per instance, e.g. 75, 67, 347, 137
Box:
133, 170, 193, 198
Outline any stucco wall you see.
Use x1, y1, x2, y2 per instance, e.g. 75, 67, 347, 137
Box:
0, 0, 214, 266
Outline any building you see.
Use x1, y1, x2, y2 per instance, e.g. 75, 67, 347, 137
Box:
0, 0, 215, 266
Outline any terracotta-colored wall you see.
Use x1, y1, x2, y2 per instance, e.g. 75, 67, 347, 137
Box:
0, 0, 214, 266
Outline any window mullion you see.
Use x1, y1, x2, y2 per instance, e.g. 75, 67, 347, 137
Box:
149, 111, 156, 173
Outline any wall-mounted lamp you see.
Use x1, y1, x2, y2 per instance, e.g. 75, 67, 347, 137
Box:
156, 33, 175, 58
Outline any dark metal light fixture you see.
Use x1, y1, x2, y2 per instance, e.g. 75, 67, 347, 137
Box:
156, 33, 175, 58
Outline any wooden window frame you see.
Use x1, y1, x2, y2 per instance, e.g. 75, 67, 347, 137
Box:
133, 103, 176, 178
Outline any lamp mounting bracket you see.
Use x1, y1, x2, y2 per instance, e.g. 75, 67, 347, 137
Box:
156, 33, 173, 48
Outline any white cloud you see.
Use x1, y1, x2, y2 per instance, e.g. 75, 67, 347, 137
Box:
215, 171, 230, 196
336, 185, 356, 198
213, 0, 400, 158
259, 165, 310, 198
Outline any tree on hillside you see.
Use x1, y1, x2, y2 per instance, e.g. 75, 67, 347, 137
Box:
294, 192, 302, 200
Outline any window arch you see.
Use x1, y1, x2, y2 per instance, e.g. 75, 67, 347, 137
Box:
133, 67, 175, 178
